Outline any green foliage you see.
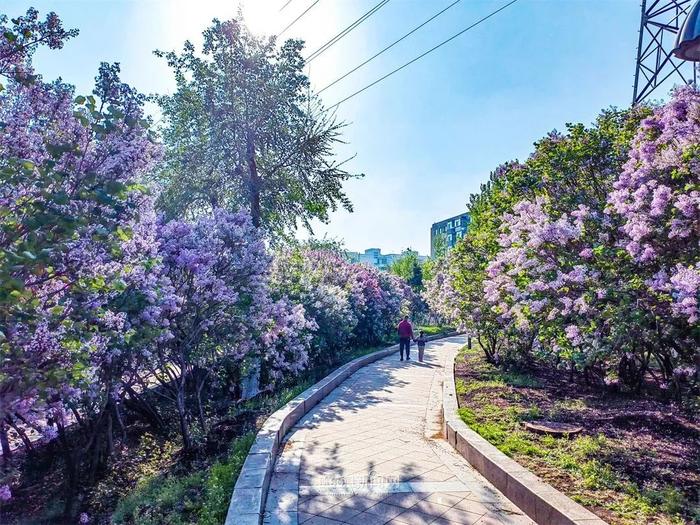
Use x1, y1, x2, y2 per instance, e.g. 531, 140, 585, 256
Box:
455, 378, 468, 395
416, 325, 454, 336
389, 249, 424, 291
154, 17, 359, 232
432, 106, 654, 368
112, 471, 204, 525
112, 433, 255, 525
430, 232, 449, 260
198, 433, 256, 525
499, 371, 541, 388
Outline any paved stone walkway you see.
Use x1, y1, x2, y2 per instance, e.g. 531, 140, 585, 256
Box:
264, 335, 534, 525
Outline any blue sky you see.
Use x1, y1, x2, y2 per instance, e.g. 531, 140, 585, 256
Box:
4, 1, 684, 254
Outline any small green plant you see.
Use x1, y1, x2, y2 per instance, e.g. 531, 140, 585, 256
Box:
112, 471, 204, 525
641, 485, 687, 516
518, 406, 542, 421
500, 432, 546, 457
198, 433, 256, 525
458, 407, 477, 427
500, 370, 541, 388
455, 378, 468, 395
570, 434, 605, 459
474, 421, 508, 446
581, 459, 617, 490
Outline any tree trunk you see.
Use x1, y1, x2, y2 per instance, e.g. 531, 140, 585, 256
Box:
176, 388, 192, 451
246, 132, 261, 228
106, 410, 114, 457
195, 370, 208, 434
7, 417, 33, 454
0, 420, 11, 461
569, 359, 575, 382
58, 422, 79, 521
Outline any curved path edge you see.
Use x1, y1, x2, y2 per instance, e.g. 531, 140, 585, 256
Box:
442, 349, 609, 525
225, 332, 460, 525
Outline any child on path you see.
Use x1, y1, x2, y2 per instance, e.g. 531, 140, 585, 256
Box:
415, 331, 427, 362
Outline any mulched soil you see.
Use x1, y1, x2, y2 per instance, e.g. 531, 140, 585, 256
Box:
455, 349, 700, 525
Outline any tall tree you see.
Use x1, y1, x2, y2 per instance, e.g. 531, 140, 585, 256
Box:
389, 249, 424, 291
154, 17, 359, 233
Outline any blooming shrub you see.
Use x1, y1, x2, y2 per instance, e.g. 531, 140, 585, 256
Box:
271, 246, 417, 366
0, 12, 167, 517
425, 95, 698, 392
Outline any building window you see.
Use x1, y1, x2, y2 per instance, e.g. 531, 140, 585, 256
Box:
455, 218, 460, 227
447, 221, 452, 229
457, 231, 463, 239
448, 234, 453, 243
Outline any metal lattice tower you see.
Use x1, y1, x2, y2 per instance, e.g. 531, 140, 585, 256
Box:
633, 0, 697, 104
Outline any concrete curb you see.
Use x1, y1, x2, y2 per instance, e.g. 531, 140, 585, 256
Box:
442, 350, 609, 525
226, 331, 459, 525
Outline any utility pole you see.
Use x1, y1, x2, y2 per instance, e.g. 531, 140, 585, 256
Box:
633, 0, 697, 104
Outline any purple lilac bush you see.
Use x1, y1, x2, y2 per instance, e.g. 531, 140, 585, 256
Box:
424, 91, 698, 391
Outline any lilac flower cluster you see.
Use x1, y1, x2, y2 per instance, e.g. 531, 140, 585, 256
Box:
610, 87, 700, 324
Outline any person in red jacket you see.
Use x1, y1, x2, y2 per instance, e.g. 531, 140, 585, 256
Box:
397, 315, 414, 361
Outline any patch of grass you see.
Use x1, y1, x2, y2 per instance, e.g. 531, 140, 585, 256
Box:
88, 434, 181, 518
417, 325, 454, 336
518, 406, 542, 421
644, 486, 687, 516
112, 470, 204, 525
500, 432, 546, 457
460, 378, 506, 394
198, 433, 256, 525
581, 460, 618, 490
499, 370, 541, 388
570, 434, 606, 458
457, 407, 477, 427
112, 433, 255, 525
455, 378, 468, 395
474, 421, 509, 446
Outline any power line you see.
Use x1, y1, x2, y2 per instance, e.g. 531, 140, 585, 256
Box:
318, 0, 462, 95
279, 0, 293, 12
306, 0, 391, 63
329, 0, 520, 109
279, 0, 322, 37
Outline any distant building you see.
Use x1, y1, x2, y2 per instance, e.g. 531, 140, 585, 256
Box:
430, 213, 470, 257
345, 248, 427, 270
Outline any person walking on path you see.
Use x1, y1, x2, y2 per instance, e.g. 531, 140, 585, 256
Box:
415, 330, 427, 362
398, 315, 413, 361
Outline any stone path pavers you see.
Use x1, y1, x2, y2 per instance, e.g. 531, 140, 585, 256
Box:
264, 336, 534, 525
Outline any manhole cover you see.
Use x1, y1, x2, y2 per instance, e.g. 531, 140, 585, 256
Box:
523, 420, 582, 437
